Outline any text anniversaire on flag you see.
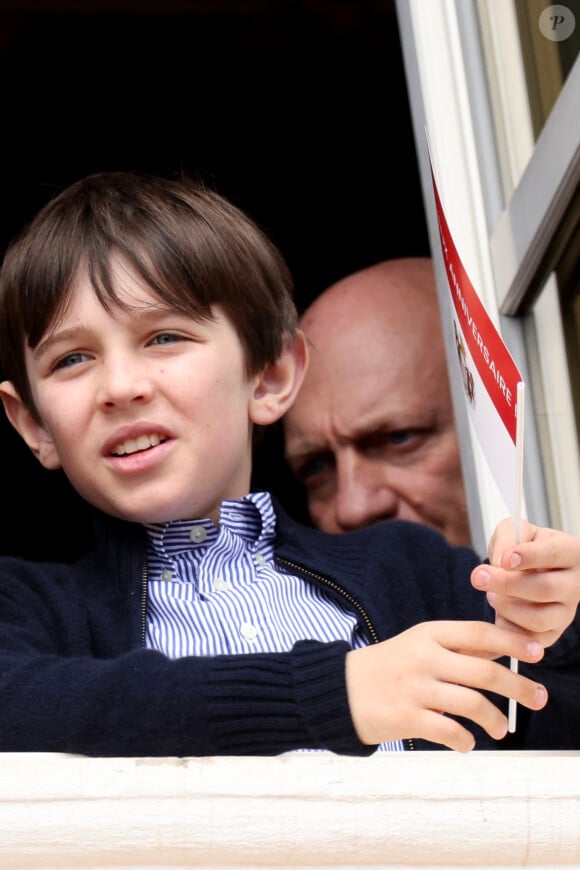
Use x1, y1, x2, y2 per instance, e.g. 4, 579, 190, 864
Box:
446, 258, 513, 408
431, 171, 522, 444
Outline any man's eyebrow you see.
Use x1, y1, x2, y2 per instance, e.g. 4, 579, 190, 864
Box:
286, 442, 327, 463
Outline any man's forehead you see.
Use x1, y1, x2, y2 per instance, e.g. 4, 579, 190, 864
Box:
287, 359, 453, 440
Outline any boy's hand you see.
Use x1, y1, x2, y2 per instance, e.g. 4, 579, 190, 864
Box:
345, 620, 547, 752
471, 519, 580, 646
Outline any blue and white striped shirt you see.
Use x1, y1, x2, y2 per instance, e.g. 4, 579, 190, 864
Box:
144, 491, 403, 752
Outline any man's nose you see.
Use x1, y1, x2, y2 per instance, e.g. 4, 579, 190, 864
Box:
334, 455, 399, 532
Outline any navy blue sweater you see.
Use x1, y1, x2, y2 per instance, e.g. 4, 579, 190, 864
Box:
0, 503, 578, 756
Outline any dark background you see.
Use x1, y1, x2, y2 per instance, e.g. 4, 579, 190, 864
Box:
0, 0, 429, 559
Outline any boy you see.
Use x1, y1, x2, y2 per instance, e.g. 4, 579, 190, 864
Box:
0, 170, 579, 757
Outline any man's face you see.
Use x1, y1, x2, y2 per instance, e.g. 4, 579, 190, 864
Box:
18, 261, 262, 525
284, 293, 471, 547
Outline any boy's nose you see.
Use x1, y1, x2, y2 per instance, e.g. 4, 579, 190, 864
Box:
98, 359, 154, 409
334, 454, 399, 532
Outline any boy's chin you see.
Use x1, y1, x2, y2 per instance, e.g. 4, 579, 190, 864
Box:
92, 498, 214, 526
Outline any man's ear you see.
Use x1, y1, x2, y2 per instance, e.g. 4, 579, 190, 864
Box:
0, 381, 62, 470
249, 330, 309, 426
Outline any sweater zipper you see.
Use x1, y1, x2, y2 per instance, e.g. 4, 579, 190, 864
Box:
276, 555, 416, 752
140, 554, 415, 751
140, 561, 148, 645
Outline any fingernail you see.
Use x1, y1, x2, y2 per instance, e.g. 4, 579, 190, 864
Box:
473, 570, 490, 589
509, 553, 522, 569
527, 641, 542, 657
534, 686, 547, 706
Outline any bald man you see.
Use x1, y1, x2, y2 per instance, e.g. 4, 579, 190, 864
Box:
283, 258, 472, 546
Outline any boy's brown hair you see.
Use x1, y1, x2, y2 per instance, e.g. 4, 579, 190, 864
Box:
0, 171, 298, 417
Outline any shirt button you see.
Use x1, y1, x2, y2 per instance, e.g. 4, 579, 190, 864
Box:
213, 577, 230, 592
160, 569, 173, 582
255, 553, 266, 566
240, 622, 258, 642
190, 526, 207, 544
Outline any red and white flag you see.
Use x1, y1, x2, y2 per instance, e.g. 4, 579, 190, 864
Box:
431, 169, 525, 524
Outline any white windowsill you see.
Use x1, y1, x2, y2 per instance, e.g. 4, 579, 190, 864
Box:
1, 750, 579, 868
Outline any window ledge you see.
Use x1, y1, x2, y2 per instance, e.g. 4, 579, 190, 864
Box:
2, 750, 579, 868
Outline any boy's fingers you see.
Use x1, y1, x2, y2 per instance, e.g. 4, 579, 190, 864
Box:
430, 679, 543, 739
487, 517, 523, 566
433, 620, 544, 662
471, 565, 555, 602
413, 710, 478, 753
500, 532, 580, 573
440, 648, 548, 710
487, 518, 541, 566
491, 598, 567, 641
489, 522, 580, 573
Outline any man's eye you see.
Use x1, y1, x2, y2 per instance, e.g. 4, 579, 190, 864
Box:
296, 456, 332, 484
361, 429, 414, 449
386, 430, 413, 446
53, 352, 89, 370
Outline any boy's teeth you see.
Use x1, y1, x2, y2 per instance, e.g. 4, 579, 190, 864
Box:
113, 434, 161, 456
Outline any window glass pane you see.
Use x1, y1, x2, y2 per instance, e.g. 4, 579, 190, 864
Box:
557, 217, 580, 445
476, 0, 579, 200
523, 216, 580, 536
515, 0, 580, 140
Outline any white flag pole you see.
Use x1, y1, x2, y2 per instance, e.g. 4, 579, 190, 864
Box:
508, 381, 526, 733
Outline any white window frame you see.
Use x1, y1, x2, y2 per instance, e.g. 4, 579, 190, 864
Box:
396, 0, 580, 550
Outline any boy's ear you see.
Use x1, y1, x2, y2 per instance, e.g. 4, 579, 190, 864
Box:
0, 381, 62, 470
249, 330, 309, 426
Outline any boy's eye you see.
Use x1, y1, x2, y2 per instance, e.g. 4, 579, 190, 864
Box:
150, 332, 185, 346
53, 351, 90, 370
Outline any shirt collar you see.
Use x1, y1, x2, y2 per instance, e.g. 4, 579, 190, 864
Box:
143, 491, 277, 559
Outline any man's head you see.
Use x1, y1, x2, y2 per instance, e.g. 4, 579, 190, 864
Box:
283, 258, 471, 546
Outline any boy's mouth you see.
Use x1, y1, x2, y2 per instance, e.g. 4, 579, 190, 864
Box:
111, 434, 167, 456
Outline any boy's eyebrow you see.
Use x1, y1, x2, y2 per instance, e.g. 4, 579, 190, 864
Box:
32, 327, 86, 360
31, 305, 179, 360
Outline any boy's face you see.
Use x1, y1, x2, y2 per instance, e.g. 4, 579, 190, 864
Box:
9, 260, 278, 525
